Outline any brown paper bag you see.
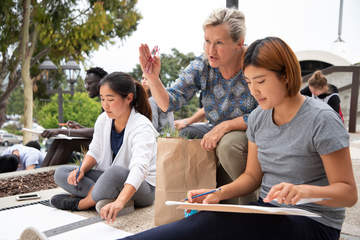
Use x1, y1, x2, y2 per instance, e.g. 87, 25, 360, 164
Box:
154, 137, 217, 226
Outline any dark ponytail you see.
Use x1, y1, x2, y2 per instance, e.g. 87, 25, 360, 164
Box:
98, 72, 152, 121
133, 80, 152, 121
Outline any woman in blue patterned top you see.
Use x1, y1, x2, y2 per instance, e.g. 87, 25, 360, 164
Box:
139, 8, 258, 203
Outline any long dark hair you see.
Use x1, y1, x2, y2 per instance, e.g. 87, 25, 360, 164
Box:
98, 72, 152, 121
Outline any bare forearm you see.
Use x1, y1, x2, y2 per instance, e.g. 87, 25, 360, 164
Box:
26, 165, 36, 170
60, 128, 94, 138
115, 184, 136, 205
148, 76, 169, 112
223, 116, 247, 132
81, 155, 97, 173
300, 183, 357, 207
218, 173, 261, 201
188, 108, 205, 124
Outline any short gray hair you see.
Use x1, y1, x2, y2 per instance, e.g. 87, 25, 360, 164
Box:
203, 8, 246, 42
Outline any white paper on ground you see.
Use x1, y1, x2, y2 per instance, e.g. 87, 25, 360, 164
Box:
165, 201, 320, 218
0, 204, 131, 240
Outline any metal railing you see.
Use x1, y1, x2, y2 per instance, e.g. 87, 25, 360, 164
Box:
302, 66, 360, 133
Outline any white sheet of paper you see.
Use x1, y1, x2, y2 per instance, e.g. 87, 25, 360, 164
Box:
22, 128, 43, 135
0, 204, 131, 240
165, 201, 320, 218
53, 134, 89, 140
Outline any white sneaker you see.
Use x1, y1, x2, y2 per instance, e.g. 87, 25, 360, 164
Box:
20, 227, 47, 240
95, 199, 135, 216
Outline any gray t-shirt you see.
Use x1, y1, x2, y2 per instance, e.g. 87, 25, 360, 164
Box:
247, 97, 349, 230
149, 97, 174, 135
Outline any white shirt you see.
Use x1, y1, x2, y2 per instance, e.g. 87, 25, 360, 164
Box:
87, 108, 159, 190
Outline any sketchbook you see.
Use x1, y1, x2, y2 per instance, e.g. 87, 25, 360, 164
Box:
22, 128, 89, 140
22, 128, 43, 135
165, 201, 320, 218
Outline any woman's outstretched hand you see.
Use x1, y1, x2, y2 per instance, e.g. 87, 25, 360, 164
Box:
139, 44, 161, 79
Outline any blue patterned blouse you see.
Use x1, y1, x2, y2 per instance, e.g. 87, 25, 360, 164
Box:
167, 55, 258, 126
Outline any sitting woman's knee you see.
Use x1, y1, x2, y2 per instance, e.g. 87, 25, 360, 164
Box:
54, 166, 74, 186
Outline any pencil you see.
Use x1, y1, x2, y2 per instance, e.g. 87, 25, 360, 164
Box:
184, 188, 221, 201
76, 161, 82, 183
58, 123, 68, 126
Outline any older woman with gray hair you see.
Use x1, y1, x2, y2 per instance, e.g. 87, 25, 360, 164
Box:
139, 8, 258, 203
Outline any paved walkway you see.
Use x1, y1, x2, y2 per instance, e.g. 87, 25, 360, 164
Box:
1, 133, 360, 239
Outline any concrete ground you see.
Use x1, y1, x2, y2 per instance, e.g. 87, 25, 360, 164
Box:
1, 133, 360, 239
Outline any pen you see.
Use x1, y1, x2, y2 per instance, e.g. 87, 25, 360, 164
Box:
146, 45, 159, 72
184, 188, 221, 201
76, 161, 82, 183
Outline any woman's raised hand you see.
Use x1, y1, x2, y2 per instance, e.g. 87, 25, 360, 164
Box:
139, 44, 161, 79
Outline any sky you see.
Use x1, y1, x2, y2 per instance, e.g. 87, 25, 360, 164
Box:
88, 0, 360, 75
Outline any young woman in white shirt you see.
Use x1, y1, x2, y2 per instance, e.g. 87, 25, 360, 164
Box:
50, 72, 158, 223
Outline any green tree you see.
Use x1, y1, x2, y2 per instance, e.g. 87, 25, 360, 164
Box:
130, 48, 199, 119
36, 92, 101, 129
6, 86, 24, 115
0, 0, 141, 142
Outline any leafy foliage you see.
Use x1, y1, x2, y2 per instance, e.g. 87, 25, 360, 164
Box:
6, 86, 24, 115
36, 92, 101, 128
0, 0, 142, 126
130, 48, 199, 119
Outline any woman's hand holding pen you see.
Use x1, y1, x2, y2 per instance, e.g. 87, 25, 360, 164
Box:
67, 168, 84, 186
66, 120, 83, 129
186, 189, 221, 204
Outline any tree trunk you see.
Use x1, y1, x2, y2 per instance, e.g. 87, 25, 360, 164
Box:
22, 60, 33, 144
20, 0, 32, 144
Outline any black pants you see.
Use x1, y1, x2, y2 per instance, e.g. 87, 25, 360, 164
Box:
41, 138, 91, 166
120, 200, 340, 240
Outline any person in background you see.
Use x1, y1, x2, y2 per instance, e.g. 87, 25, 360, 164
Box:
174, 108, 206, 138
25, 140, 41, 151
300, 70, 343, 121
0, 144, 44, 170
41, 67, 108, 166
0, 154, 18, 173
141, 74, 174, 134
49, 72, 158, 223
139, 8, 258, 203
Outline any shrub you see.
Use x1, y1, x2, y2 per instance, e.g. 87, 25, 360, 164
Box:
36, 92, 101, 128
